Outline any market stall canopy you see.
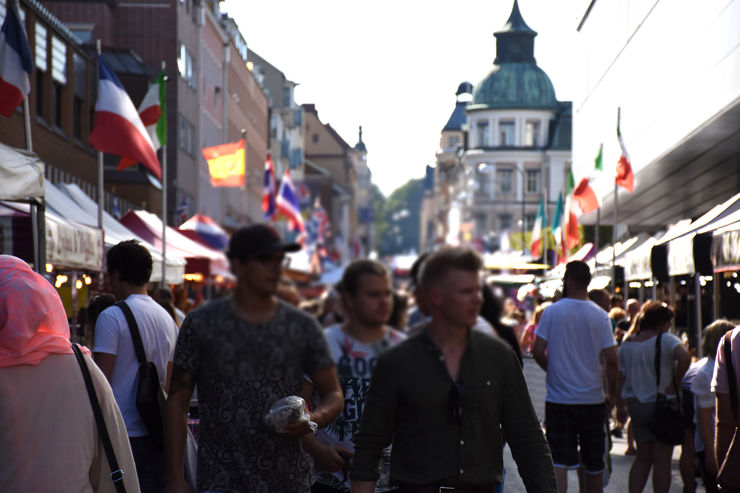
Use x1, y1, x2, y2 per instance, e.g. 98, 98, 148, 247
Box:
58, 183, 186, 284
653, 192, 740, 278
121, 210, 232, 281
0, 142, 44, 200
1, 201, 103, 271
178, 214, 229, 251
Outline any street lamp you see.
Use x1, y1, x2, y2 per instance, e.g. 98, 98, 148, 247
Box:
477, 163, 527, 254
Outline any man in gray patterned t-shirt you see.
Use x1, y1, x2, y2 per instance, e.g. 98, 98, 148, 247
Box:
164, 224, 344, 493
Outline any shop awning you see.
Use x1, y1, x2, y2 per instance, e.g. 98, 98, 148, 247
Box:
653, 192, 740, 277
57, 183, 186, 284
121, 210, 232, 280
0, 142, 44, 200
1, 201, 103, 271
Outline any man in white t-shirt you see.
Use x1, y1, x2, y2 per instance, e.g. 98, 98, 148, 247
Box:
533, 260, 618, 493
304, 259, 405, 493
94, 240, 178, 493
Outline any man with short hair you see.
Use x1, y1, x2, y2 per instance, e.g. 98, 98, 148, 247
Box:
351, 246, 557, 493
533, 260, 618, 493
164, 223, 344, 493
94, 239, 179, 493
304, 259, 405, 493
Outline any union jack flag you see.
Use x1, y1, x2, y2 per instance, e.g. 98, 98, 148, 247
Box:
262, 154, 278, 220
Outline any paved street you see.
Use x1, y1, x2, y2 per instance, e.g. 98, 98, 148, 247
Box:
502, 357, 693, 492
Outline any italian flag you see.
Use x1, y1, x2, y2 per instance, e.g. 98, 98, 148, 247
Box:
616, 112, 635, 193
118, 70, 167, 171
560, 169, 580, 262
530, 196, 547, 258
572, 144, 603, 214
551, 191, 564, 256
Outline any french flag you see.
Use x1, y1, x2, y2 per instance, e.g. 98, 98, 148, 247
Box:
0, 4, 33, 117
262, 154, 278, 220
276, 168, 306, 235
89, 57, 161, 179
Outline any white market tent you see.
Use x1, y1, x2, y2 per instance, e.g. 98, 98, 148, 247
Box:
0, 142, 44, 200
55, 182, 186, 284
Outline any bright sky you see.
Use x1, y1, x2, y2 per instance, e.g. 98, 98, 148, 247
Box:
221, 0, 580, 197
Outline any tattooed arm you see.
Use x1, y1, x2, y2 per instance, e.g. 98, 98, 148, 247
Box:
165, 364, 196, 493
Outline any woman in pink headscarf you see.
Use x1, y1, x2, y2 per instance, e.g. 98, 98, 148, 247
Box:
0, 255, 140, 492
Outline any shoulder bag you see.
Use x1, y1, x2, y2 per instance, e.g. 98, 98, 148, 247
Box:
117, 301, 165, 444
647, 332, 690, 445
717, 331, 740, 491
72, 344, 127, 493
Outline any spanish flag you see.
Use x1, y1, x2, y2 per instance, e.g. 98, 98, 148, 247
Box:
202, 140, 245, 187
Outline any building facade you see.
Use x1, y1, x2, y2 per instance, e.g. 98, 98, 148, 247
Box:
435, 1, 572, 253
572, 0, 740, 230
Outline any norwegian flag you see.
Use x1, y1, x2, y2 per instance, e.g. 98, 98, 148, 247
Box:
262, 154, 278, 220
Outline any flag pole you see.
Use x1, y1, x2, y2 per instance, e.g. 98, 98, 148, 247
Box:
241, 128, 247, 221
160, 61, 167, 287
612, 108, 620, 289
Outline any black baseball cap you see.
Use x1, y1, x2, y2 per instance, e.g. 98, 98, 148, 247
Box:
227, 224, 301, 260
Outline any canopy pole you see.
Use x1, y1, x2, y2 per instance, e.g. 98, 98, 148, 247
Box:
612, 108, 620, 292
241, 128, 247, 222
694, 273, 702, 358
96, 40, 105, 283
161, 61, 168, 287
14, 0, 45, 273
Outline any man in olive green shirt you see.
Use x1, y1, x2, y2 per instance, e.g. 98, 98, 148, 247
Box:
351, 247, 557, 493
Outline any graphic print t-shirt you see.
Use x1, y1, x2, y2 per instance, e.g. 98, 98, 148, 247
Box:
313, 325, 405, 492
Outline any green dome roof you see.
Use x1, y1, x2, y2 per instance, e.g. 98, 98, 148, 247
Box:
469, 63, 558, 110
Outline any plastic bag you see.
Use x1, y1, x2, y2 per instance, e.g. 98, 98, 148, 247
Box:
263, 395, 318, 433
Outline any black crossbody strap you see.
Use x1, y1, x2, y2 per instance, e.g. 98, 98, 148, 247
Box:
653, 331, 681, 400
724, 332, 737, 416
72, 344, 127, 493
116, 301, 146, 364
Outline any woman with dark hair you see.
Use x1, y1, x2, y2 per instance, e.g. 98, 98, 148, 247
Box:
480, 284, 523, 367
616, 302, 691, 493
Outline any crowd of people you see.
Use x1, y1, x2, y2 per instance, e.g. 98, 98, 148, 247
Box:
1, 222, 739, 493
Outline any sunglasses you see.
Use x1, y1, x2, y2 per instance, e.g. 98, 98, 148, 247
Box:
252, 253, 291, 269
449, 382, 464, 424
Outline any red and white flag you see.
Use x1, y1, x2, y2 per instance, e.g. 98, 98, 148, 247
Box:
90, 58, 161, 179
0, 4, 33, 117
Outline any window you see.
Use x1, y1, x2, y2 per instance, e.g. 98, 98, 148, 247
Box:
497, 169, 513, 194
177, 43, 197, 89
525, 121, 540, 146
35, 70, 44, 117
293, 109, 302, 126
526, 169, 540, 194
281, 139, 290, 158
475, 214, 487, 236
51, 36, 66, 84
70, 28, 92, 43
282, 86, 291, 108
499, 121, 515, 146
476, 168, 489, 194
526, 214, 537, 230
447, 135, 460, 149
73, 96, 82, 140
290, 148, 302, 169
73, 53, 86, 98
476, 120, 490, 147
178, 114, 195, 156
53, 82, 63, 127
35, 23, 47, 72
312, 133, 319, 143
499, 214, 512, 231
